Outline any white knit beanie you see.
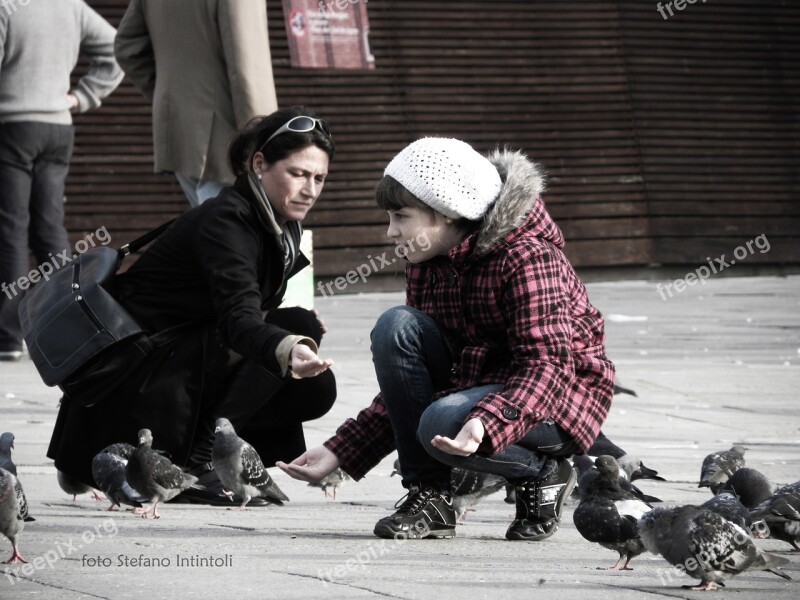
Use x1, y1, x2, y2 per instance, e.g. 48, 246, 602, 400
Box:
384, 138, 502, 220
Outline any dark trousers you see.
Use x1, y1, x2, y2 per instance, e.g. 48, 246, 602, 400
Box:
187, 307, 338, 468
0, 121, 74, 352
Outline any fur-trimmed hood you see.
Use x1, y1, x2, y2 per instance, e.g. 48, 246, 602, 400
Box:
473, 149, 563, 255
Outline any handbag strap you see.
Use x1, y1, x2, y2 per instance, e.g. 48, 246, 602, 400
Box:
119, 219, 176, 257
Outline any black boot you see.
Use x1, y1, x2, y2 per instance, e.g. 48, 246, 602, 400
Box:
374, 486, 456, 539
506, 457, 576, 541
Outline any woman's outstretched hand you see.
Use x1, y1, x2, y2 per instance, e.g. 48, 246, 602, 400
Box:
291, 343, 333, 378
431, 417, 485, 457
276, 446, 341, 483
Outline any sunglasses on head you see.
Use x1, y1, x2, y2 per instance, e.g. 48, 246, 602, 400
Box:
260, 115, 331, 151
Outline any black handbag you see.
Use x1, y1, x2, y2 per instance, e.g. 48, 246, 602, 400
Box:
18, 221, 174, 391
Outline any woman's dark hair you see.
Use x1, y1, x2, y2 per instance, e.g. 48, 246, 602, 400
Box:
227, 105, 335, 176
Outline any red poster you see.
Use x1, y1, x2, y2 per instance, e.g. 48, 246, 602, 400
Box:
282, 0, 375, 69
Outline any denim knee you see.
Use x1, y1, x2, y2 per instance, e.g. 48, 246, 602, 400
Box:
370, 305, 426, 357
417, 401, 463, 459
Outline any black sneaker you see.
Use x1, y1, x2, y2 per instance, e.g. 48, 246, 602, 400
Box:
374, 486, 456, 539
506, 457, 577, 541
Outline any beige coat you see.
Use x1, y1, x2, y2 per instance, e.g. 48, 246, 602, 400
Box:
115, 0, 278, 183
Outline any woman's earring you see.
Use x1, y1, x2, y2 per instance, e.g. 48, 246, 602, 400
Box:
257, 173, 262, 180
445, 218, 453, 224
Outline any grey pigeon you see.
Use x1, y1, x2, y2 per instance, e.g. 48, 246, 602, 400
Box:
126, 429, 200, 519
0, 467, 29, 564
586, 432, 665, 482
698, 445, 746, 494
701, 492, 754, 531
92, 443, 148, 513
572, 455, 652, 570
390, 458, 401, 477
750, 481, 800, 551
613, 378, 638, 397
638, 505, 791, 590
719, 467, 772, 509
57, 469, 104, 502
212, 418, 289, 509
573, 454, 662, 504
450, 467, 507, 523
308, 467, 350, 501
0, 432, 16, 475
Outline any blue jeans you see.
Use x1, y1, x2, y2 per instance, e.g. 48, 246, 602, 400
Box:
0, 121, 74, 352
371, 306, 578, 491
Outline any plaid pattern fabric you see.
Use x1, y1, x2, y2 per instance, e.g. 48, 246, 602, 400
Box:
325, 200, 614, 480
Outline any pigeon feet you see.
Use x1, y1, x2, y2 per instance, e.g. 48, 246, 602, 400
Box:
2, 548, 27, 564
92, 491, 106, 502
683, 581, 718, 591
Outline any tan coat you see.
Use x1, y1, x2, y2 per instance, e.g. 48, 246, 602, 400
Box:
115, 0, 278, 184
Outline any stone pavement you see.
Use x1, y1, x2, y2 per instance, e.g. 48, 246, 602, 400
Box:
1, 275, 798, 599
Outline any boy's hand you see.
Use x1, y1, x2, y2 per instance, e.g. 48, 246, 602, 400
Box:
276, 446, 340, 483
431, 418, 485, 457
291, 343, 332, 378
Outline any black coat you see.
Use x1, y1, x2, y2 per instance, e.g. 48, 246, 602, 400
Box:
47, 176, 325, 486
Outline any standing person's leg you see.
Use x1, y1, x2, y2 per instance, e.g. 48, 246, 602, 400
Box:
175, 173, 224, 207
370, 305, 458, 539
28, 123, 73, 265
0, 123, 36, 359
418, 391, 579, 542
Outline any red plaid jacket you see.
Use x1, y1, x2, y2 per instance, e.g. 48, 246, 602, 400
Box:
325, 152, 614, 480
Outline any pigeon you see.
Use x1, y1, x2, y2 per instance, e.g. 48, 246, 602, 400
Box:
57, 469, 104, 502
613, 378, 638, 397
718, 467, 772, 509
390, 458, 401, 477
572, 455, 652, 570
92, 443, 148, 513
0, 467, 29, 564
212, 418, 289, 509
125, 429, 200, 519
701, 492, 754, 531
308, 468, 350, 501
450, 467, 507, 523
638, 505, 791, 590
617, 455, 666, 482
698, 445, 746, 494
750, 481, 800, 551
0, 432, 16, 475
586, 432, 665, 482
573, 454, 662, 504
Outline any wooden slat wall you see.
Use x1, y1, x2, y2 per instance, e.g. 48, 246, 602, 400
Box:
68, 1, 799, 288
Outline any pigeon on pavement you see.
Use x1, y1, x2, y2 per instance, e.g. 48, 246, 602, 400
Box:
126, 429, 200, 519
57, 469, 104, 502
0, 467, 29, 564
701, 492, 754, 532
573, 455, 652, 570
390, 458, 401, 477
92, 443, 148, 513
586, 432, 665, 482
573, 455, 662, 503
0, 432, 17, 475
212, 418, 289, 509
750, 481, 800, 551
613, 378, 638, 397
698, 445, 746, 494
719, 467, 772, 509
638, 504, 791, 590
450, 467, 507, 523
308, 468, 350, 501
